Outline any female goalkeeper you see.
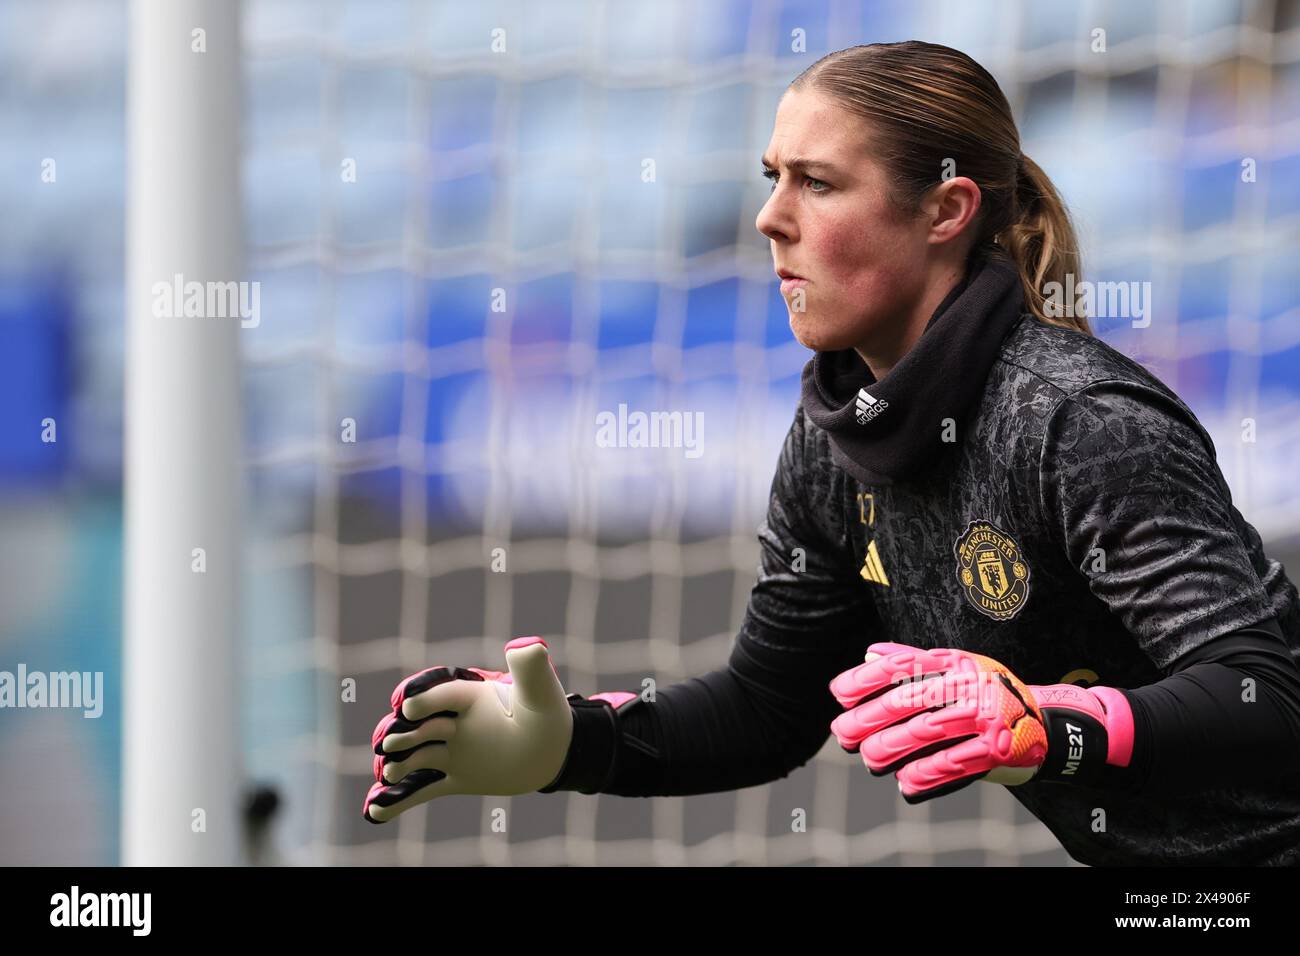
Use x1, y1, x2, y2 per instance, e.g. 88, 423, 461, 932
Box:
363, 41, 1300, 866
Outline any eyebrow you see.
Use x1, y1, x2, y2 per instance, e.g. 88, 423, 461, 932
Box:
760, 155, 844, 177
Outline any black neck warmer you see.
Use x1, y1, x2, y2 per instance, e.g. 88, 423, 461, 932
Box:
800, 246, 1027, 486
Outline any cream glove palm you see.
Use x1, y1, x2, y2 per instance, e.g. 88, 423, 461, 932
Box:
363, 636, 574, 824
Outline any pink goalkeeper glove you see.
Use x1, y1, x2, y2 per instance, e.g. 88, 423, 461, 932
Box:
829, 642, 1136, 804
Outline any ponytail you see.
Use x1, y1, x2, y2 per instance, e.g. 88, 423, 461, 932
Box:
997, 153, 1091, 334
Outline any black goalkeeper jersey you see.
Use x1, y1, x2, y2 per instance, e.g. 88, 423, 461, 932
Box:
542, 312, 1300, 866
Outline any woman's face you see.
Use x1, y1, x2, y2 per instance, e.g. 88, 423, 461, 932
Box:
755, 86, 936, 355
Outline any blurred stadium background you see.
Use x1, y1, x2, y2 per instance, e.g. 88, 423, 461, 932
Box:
1, 0, 1298, 865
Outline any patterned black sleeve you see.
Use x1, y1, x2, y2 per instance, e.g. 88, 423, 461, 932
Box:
1038, 380, 1274, 671
541, 405, 878, 796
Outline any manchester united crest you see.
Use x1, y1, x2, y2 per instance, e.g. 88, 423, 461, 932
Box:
954, 520, 1030, 621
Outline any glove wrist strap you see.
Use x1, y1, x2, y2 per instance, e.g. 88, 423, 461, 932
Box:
1032, 683, 1136, 787
537, 694, 621, 795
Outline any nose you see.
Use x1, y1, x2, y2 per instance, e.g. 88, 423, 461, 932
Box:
755, 186, 796, 243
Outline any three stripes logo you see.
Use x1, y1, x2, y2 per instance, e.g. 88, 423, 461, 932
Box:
855, 388, 889, 424
859, 539, 890, 587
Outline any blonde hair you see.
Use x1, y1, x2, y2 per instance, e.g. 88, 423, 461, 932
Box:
792, 41, 1091, 334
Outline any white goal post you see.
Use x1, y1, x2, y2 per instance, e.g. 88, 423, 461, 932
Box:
123, 0, 243, 866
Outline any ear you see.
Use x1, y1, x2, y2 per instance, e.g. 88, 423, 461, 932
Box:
923, 176, 982, 248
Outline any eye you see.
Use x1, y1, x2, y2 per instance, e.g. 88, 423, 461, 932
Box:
762, 168, 831, 194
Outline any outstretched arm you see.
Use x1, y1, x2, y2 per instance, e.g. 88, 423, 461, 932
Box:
542, 406, 878, 797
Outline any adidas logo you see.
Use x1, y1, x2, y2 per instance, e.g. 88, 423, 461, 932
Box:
855, 388, 889, 424
859, 539, 890, 587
